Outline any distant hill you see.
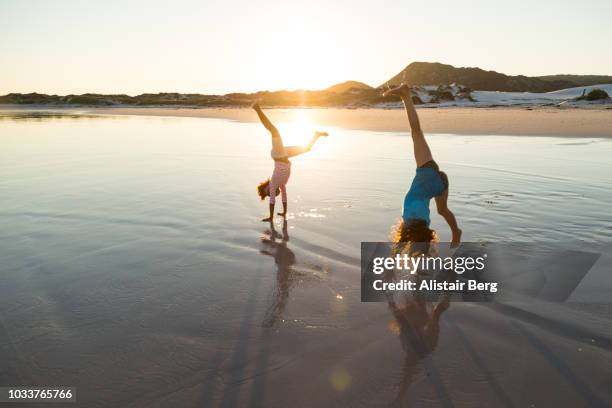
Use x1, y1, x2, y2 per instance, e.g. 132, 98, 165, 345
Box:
0, 92, 224, 106
382, 62, 598, 92
537, 74, 612, 87
2, 63, 611, 107
325, 81, 373, 93
0, 82, 380, 108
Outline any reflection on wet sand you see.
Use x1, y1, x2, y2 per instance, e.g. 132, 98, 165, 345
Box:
260, 219, 297, 328
259, 219, 333, 329
387, 292, 450, 406
2, 112, 612, 407
383, 246, 451, 407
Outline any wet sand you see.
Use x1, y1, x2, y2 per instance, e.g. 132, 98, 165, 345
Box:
1, 111, 612, 407
90, 106, 612, 137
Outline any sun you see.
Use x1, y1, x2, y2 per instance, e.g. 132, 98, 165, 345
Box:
276, 109, 317, 146
269, 109, 332, 160
246, 21, 349, 92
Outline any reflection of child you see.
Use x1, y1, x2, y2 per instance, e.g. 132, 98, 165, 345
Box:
260, 220, 295, 328
387, 294, 450, 403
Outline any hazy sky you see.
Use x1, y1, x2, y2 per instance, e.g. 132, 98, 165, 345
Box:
1, 0, 611, 95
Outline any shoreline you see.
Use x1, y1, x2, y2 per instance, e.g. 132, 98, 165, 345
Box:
95, 106, 612, 137
3, 105, 612, 137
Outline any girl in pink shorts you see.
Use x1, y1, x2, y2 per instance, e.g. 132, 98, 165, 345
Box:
253, 102, 328, 222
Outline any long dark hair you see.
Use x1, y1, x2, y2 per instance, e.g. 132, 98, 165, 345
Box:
257, 179, 280, 200
392, 218, 438, 257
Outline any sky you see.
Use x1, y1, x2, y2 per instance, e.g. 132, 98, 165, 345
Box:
1, 0, 611, 95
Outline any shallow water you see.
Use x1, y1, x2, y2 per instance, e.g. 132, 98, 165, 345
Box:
1, 110, 611, 407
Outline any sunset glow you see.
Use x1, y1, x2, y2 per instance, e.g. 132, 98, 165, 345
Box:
2, 0, 611, 95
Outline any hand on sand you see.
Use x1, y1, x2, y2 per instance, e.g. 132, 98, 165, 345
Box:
315, 131, 329, 137
382, 83, 411, 97
450, 228, 462, 248
261, 216, 273, 222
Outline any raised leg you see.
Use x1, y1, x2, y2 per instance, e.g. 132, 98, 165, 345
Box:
284, 131, 328, 158
383, 84, 433, 167
253, 102, 285, 157
252, 101, 279, 136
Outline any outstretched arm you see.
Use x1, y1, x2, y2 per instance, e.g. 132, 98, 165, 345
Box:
434, 190, 462, 246
284, 131, 328, 158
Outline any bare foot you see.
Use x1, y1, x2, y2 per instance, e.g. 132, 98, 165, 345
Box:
277, 212, 286, 217
261, 216, 272, 222
451, 228, 462, 248
315, 131, 329, 137
382, 83, 411, 97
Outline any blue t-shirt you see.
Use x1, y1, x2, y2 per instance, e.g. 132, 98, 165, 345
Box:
402, 167, 446, 225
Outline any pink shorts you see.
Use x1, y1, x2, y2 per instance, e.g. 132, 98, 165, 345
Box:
269, 161, 291, 204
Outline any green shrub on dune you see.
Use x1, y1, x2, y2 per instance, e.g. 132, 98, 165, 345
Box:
576, 88, 610, 101
585, 89, 610, 101
67, 95, 112, 105
412, 95, 424, 104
